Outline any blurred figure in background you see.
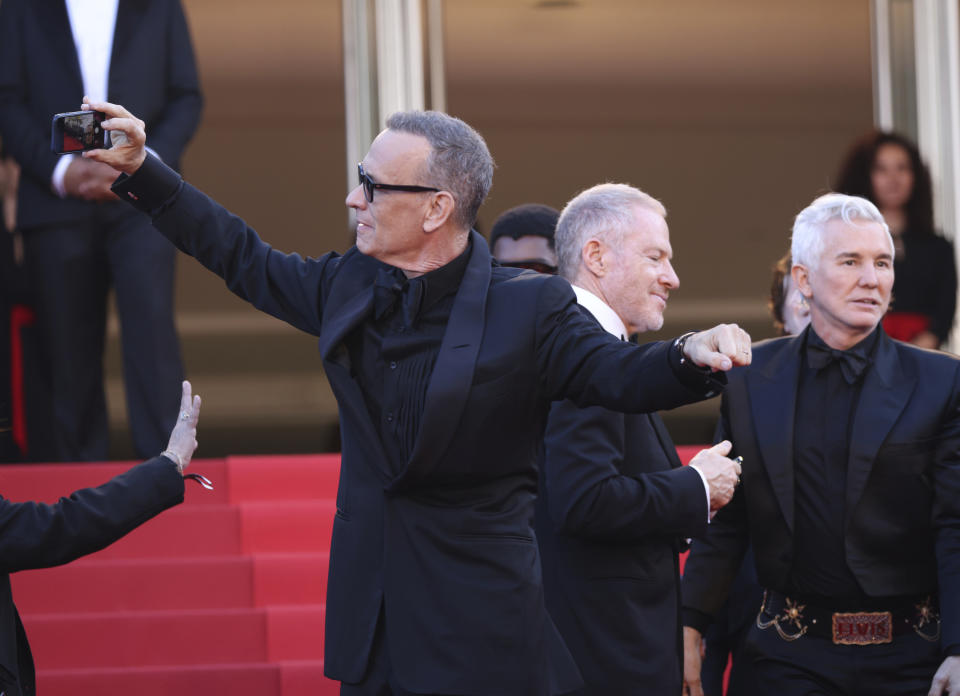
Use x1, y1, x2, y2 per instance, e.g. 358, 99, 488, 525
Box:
698, 251, 810, 696
835, 131, 956, 349
489, 203, 559, 274
0, 0, 203, 461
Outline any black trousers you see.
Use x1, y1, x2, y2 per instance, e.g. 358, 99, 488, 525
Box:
745, 618, 941, 695
22, 204, 183, 461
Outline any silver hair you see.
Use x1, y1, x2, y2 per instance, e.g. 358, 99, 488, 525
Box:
555, 183, 667, 281
791, 193, 893, 270
385, 110, 494, 230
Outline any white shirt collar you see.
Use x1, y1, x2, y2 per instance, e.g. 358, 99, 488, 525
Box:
571, 285, 628, 340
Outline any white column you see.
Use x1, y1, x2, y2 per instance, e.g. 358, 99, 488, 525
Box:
342, 0, 378, 210
871, 0, 895, 130
913, 0, 960, 346
374, 0, 425, 127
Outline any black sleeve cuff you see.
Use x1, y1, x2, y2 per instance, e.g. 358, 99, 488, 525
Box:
682, 607, 714, 634
111, 152, 183, 216
667, 333, 727, 398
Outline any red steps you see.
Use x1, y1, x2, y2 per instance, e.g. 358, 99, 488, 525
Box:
4, 454, 341, 696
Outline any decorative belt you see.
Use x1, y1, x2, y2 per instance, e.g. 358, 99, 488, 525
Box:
756, 589, 940, 645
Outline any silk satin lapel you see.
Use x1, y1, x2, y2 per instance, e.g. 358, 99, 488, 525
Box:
845, 333, 914, 528
317, 253, 380, 364
747, 336, 803, 532
394, 231, 491, 488
43, 1, 83, 92
649, 413, 681, 469
109, 0, 146, 76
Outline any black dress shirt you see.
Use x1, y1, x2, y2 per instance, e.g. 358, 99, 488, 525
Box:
789, 326, 879, 603
346, 241, 472, 473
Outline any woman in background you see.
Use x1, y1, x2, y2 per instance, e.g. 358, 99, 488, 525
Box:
835, 131, 956, 349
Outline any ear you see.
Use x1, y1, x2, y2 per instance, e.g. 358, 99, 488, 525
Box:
792, 263, 812, 299
581, 238, 606, 277
423, 191, 457, 233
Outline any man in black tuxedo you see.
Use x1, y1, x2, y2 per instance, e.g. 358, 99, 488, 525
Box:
0, 380, 202, 696
681, 193, 960, 696
535, 183, 742, 695
86, 99, 753, 695
0, 0, 202, 461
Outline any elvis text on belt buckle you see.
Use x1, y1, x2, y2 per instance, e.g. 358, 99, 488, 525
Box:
831, 611, 893, 645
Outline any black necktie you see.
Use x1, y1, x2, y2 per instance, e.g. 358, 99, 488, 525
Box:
373, 267, 423, 326
806, 342, 870, 384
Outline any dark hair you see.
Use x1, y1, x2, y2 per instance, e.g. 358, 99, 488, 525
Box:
768, 252, 792, 336
833, 130, 934, 235
489, 204, 560, 250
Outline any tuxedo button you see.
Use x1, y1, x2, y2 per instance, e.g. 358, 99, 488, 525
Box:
386, 412, 394, 422
390, 361, 397, 369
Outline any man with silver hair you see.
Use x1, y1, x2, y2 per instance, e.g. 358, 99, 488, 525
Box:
536, 183, 742, 695
682, 193, 960, 696
83, 98, 752, 696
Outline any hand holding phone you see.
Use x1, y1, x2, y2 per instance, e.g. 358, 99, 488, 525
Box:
51, 110, 112, 154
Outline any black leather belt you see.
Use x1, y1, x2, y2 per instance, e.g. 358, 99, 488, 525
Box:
757, 589, 940, 645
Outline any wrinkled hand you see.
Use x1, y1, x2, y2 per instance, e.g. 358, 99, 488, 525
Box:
683, 324, 752, 372
80, 96, 147, 175
689, 440, 741, 511
929, 655, 960, 696
165, 380, 201, 472
63, 157, 120, 202
683, 626, 706, 696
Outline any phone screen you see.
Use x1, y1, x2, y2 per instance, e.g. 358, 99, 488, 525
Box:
51, 110, 109, 154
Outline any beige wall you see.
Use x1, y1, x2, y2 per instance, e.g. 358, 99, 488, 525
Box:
104, 0, 874, 455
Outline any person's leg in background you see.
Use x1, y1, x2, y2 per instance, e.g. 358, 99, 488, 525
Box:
22, 220, 109, 461
106, 207, 184, 459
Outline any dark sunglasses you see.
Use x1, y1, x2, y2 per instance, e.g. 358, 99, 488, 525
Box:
499, 259, 558, 275
358, 163, 440, 203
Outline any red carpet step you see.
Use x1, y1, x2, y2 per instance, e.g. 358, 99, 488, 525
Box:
4, 455, 342, 696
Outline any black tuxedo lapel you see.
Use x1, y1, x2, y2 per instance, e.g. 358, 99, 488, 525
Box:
317, 251, 380, 367
316, 251, 391, 482
747, 335, 803, 532
845, 332, 915, 527
39, 0, 83, 92
393, 231, 491, 488
649, 413, 681, 469
110, 0, 149, 80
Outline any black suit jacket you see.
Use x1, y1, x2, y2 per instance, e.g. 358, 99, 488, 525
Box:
535, 309, 708, 695
0, 0, 201, 229
0, 457, 184, 696
111, 155, 725, 695
682, 329, 960, 655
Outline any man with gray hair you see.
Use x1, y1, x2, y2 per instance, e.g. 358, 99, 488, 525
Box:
536, 183, 742, 695
682, 193, 960, 696
81, 98, 753, 696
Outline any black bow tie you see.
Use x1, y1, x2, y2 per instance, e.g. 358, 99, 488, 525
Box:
373, 267, 423, 326
806, 342, 871, 384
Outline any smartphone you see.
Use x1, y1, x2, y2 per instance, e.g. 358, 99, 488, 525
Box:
50, 110, 111, 154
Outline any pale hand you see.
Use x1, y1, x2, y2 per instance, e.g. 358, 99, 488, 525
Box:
80, 96, 147, 175
929, 655, 960, 696
165, 380, 201, 471
683, 324, 752, 372
689, 440, 741, 511
683, 626, 705, 696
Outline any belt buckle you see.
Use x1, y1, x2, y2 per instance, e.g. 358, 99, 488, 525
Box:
831, 611, 893, 645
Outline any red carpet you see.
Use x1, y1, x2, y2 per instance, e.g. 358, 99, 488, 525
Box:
8, 449, 727, 694
8, 454, 341, 696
